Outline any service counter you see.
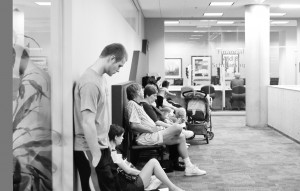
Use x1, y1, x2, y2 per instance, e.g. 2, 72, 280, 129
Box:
168, 85, 233, 110
268, 85, 300, 142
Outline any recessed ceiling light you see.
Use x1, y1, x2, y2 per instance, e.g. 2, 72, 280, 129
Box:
35, 2, 51, 6
196, 25, 211, 28
279, 4, 300, 9
217, 21, 234, 24
189, 38, 200, 40
204, 13, 223, 17
270, 13, 286, 16
271, 21, 289, 24
253, 0, 266, 3
164, 20, 180, 25
191, 34, 203, 37
209, 2, 234, 6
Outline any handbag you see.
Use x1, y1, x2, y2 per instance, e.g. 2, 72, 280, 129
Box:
117, 160, 138, 183
117, 167, 138, 183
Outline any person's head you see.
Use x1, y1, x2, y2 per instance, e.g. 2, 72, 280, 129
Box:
160, 107, 173, 118
126, 83, 143, 101
162, 80, 170, 88
100, 43, 128, 76
234, 72, 241, 79
175, 107, 186, 120
144, 84, 158, 103
108, 124, 125, 146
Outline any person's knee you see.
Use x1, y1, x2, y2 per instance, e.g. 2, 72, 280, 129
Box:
174, 133, 186, 144
149, 158, 159, 165
171, 124, 182, 134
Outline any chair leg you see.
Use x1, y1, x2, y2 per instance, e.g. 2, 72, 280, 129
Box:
129, 150, 139, 165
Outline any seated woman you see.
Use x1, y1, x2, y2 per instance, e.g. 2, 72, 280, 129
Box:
126, 82, 206, 177
141, 84, 194, 140
109, 124, 185, 191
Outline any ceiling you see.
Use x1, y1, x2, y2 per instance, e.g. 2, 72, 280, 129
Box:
137, 0, 300, 32
13, 0, 300, 33
137, 0, 300, 19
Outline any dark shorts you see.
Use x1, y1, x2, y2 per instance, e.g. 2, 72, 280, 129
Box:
119, 174, 144, 191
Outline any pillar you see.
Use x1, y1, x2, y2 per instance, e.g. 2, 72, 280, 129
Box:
245, 4, 270, 127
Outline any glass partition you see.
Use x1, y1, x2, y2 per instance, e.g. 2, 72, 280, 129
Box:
12, 1, 60, 190
164, 19, 299, 110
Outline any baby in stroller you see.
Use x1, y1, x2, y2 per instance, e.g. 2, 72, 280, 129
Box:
182, 89, 214, 144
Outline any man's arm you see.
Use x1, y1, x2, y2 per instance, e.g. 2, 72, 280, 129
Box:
155, 120, 172, 128
130, 122, 156, 133
82, 110, 101, 167
165, 89, 176, 97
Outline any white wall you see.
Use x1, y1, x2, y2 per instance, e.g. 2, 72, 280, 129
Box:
71, 0, 144, 83
278, 27, 298, 85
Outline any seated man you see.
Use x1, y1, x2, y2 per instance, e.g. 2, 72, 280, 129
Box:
126, 82, 206, 176
230, 72, 244, 89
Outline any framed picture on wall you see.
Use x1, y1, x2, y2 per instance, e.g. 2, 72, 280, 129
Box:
222, 54, 239, 79
164, 58, 182, 78
30, 56, 48, 72
191, 56, 211, 82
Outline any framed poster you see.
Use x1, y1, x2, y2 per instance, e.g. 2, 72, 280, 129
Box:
222, 54, 239, 79
164, 58, 182, 78
191, 56, 211, 81
30, 56, 48, 72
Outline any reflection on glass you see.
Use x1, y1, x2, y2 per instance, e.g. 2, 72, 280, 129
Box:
12, 1, 55, 190
12, 45, 52, 191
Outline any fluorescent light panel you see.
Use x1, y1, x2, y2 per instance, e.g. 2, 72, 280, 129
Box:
189, 38, 200, 40
204, 13, 223, 16
270, 13, 286, 16
164, 20, 179, 24
209, 2, 234, 6
217, 21, 234, 24
279, 4, 300, 9
271, 21, 289, 24
191, 34, 203, 36
35, 2, 51, 6
196, 25, 211, 28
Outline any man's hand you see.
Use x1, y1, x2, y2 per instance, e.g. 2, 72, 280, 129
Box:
92, 151, 101, 167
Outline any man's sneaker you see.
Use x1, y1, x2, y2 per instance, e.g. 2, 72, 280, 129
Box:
184, 165, 206, 176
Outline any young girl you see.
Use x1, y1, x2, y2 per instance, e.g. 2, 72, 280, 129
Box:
109, 124, 185, 191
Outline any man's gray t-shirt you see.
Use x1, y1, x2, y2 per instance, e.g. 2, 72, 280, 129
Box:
73, 68, 111, 150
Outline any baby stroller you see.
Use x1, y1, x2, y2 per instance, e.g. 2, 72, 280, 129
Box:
182, 89, 214, 144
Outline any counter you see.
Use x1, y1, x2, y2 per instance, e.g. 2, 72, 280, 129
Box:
268, 85, 300, 142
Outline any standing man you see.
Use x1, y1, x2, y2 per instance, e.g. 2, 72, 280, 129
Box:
74, 43, 128, 191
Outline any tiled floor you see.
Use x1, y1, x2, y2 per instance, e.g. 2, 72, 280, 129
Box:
158, 115, 300, 191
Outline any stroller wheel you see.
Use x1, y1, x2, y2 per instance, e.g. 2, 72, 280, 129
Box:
207, 131, 214, 140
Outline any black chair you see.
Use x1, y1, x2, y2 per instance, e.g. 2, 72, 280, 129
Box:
200, 85, 215, 100
112, 81, 164, 165
230, 85, 246, 110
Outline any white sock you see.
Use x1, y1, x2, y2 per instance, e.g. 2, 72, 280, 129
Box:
183, 157, 193, 167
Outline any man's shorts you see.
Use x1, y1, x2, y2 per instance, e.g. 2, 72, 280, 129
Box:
136, 131, 163, 145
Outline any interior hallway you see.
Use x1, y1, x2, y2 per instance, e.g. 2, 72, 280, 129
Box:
164, 115, 300, 191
